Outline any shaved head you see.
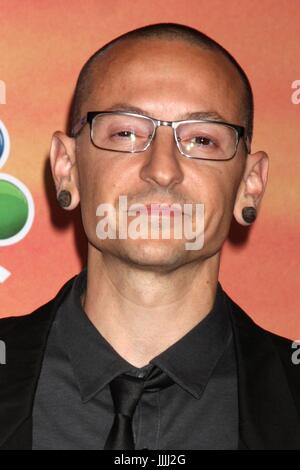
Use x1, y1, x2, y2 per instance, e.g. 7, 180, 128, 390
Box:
68, 23, 254, 141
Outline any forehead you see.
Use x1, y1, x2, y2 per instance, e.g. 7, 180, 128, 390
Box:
84, 38, 245, 124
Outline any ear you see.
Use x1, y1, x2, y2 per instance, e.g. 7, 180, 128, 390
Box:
49, 131, 80, 210
233, 150, 269, 226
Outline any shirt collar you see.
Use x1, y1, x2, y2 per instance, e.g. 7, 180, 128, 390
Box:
58, 268, 232, 402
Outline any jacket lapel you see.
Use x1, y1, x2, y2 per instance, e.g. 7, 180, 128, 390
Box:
226, 294, 300, 450
0, 277, 75, 449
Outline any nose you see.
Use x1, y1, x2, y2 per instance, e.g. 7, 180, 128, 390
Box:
139, 127, 184, 190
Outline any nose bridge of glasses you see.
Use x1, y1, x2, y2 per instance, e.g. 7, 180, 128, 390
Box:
151, 119, 178, 148
159, 120, 173, 127
152, 119, 174, 133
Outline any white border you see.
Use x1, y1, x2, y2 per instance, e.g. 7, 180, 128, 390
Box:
0, 173, 35, 246
0, 266, 11, 283
0, 120, 10, 169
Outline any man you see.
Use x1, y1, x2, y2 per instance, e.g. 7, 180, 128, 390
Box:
0, 23, 299, 451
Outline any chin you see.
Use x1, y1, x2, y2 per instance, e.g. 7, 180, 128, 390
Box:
114, 238, 190, 271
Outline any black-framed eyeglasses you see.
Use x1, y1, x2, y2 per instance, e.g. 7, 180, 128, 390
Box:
71, 111, 250, 161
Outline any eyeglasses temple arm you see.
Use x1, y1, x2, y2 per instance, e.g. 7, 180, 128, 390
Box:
245, 135, 251, 154
71, 116, 87, 137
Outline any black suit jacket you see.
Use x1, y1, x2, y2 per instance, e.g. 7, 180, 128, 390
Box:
0, 276, 300, 450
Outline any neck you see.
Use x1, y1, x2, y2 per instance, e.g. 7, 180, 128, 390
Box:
81, 245, 221, 368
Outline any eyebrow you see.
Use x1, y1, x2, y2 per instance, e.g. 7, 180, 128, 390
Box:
102, 103, 227, 122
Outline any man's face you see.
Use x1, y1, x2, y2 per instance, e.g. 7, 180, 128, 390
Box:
75, 38, 246, 269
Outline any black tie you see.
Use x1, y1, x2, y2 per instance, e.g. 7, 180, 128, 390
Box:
104, 365, 174, 450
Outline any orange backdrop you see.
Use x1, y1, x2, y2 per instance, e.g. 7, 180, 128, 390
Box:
0, 0, 299, 339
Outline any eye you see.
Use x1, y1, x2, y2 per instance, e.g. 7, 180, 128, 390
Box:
178, 134, 217, 148
110, 129, 137, 140
192, 136, 215, 146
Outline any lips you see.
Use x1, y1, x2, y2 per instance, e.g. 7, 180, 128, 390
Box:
136, 203, 183, 216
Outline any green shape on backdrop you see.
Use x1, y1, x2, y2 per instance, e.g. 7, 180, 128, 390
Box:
0, 180, 29, 239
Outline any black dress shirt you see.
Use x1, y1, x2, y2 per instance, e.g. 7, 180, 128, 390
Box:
32, 269, 238, 450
